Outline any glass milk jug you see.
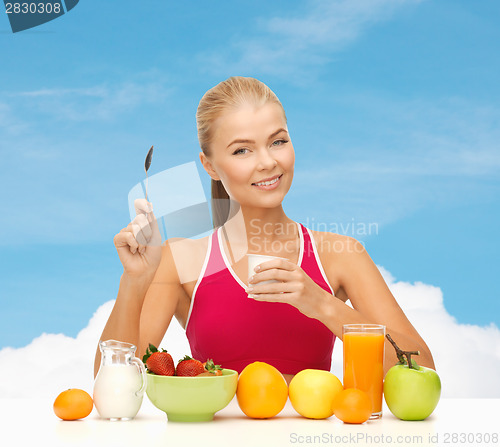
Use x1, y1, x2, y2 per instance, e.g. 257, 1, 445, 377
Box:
93, 340, 147, 421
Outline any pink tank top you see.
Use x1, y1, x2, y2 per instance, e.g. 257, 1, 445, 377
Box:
185, 222, 336, 375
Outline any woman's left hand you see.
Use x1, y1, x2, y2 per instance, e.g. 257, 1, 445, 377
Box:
246, 258, 332, 320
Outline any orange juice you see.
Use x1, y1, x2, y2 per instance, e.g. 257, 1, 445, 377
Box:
343, 331, 385, 417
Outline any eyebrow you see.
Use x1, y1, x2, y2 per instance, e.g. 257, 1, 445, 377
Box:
226, 128, 288, 149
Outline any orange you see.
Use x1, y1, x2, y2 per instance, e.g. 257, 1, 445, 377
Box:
333, 388, 372, 424
289, 369, 343, 419
53, 388, 93, 421
236, 361, 288, 418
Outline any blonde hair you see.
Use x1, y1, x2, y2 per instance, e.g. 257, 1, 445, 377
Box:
197, 76, 286, 228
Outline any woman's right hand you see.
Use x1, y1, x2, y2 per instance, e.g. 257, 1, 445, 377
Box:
113, 199, 162, 279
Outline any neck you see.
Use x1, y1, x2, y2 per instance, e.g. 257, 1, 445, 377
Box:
223, 201, 297, 251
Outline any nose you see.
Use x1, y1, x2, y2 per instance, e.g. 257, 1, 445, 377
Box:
256, 148, 278, 170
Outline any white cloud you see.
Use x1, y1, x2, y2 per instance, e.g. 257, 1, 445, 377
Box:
0, 300, 192, 399
1, 69, 173, 124
16, 86, 108, 98
263, 0, 421, 46
0, 266, 498, 399
8, 79, 172, 122
0, 101, 28, 135
342, 95, 500, 178
291, 95, 500, 226
198, 0, 424, 80
378, 266, 500, 398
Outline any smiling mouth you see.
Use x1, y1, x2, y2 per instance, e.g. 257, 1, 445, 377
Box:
252, 174, 283, 187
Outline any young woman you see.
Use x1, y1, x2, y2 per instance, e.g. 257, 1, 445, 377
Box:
95, 77, 435, 383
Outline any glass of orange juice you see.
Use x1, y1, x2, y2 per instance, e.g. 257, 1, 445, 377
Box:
343, 323, 385, 419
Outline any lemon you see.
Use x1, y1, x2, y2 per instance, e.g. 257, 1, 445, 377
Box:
289, 369, 343, 419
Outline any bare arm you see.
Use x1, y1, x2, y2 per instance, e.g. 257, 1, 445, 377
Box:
138, 240, 191, 359
93, 273, 153, 377
320, 235, 435, 374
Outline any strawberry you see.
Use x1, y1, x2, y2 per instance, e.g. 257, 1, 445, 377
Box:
200, 359, 223, 376
142, 343, 175, 376
176, 355, 205, 377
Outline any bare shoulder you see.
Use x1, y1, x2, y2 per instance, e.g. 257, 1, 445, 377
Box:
161, 234, 211, 285
309, 229, 365, 259
309, 230, 373, 301
310, 229, 382, 287
163, 234, 209, 255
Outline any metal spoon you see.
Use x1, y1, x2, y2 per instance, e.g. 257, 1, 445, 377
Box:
144, 145, 154, 201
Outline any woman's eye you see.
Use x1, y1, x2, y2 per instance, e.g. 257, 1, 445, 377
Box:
272, 139, 288, 147
232, 148, 248, 155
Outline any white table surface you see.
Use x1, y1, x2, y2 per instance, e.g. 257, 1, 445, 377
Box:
2, 396, 499, 447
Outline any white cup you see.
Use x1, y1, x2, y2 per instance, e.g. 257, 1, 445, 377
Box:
246, 254, 288, 285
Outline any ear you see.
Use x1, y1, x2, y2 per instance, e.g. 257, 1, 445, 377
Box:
199, 152, 220, 181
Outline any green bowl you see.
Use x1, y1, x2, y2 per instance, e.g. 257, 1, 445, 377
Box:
146, 369, 238, 422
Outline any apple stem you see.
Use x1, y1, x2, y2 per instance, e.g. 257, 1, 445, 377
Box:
386, 334, 420, 369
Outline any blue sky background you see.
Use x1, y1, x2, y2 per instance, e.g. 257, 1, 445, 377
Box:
0, 0, 499, 348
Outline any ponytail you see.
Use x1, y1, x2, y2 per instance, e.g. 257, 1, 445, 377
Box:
211, 179, 230, 229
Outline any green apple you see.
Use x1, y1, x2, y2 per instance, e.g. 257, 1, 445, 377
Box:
383, 334, 441, 421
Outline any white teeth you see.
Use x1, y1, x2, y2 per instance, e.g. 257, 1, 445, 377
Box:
254, 176, 280, 186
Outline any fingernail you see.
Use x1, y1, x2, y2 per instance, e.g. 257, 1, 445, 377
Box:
248, 276, 255, 283
254, 266, 261, 272
247, 294, 255, 299
247, 287, 254, 292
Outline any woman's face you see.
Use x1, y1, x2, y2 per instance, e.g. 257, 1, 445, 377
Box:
202, 102, 295, 210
